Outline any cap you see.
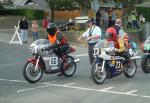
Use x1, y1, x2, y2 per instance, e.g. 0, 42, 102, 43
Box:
86, 18, 96, 24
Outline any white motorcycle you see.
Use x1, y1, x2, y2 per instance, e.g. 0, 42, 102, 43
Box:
23, 39, 77, 83
91, 40, 141, 84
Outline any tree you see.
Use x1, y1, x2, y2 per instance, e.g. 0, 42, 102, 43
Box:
0, 2, 4, 10
75, 0, 91, 15
45, 0, 76, 22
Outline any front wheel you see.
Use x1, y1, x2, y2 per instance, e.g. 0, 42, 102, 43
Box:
124, 60, 137, 78
61, 56, 76, 77
141, 55, 150, 73
23, 62, 43, 83
92, 62, 107, 84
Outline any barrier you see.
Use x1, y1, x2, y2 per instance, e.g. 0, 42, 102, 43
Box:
10, 25, 22, 45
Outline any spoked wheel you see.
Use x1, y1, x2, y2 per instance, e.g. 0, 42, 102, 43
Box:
23, 62, 43, 83
141, 55, 150, 73
124, 60, 137, 78
61, 56, 76, 77
92, 62, 107, 84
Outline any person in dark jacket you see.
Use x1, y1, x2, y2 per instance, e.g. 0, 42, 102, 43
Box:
19, 16, 28, 43
46, 23, 70, 76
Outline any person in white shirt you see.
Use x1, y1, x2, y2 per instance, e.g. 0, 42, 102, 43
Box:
78, 18, 102, 65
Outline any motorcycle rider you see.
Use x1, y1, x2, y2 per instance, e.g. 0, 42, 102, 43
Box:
46, 23, 70, 76
105, 19, 130, 65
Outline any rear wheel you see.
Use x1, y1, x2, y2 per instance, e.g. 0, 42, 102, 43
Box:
124, 60, 137, 78
92, 62, 107, 84
141, 55, 150, 73
61, 56, 76, 77
23, 62, 43, 83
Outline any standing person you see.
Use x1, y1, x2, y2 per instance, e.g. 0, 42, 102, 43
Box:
42, 17, 48, 29
78, 18, 101, 77
127, 13, 132, 29
96, 8, 101, 27
31, 20, 39, 41
102, 9, 108, 30
111, 9, 116, 25
108, 10, 113, 28
131, 12, 139, 30
19, 16, 28, 43
78, 18, 101, 75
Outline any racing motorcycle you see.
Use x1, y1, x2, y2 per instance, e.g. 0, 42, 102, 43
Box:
141, 36, 150, 73
23, 39, 77, 83
91, 40, 140, 84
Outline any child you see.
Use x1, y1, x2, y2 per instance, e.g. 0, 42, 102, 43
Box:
32, 20, 39, 41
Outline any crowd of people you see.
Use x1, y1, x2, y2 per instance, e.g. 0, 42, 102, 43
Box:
18, 16, 51, 43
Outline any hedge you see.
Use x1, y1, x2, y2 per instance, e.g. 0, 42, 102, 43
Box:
0, 9, 44, 20
136, 7, 150, 22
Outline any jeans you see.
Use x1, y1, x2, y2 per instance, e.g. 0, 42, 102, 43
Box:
32, 32, 38, 41
20, 29, 28, 42
132, 20, 139, 29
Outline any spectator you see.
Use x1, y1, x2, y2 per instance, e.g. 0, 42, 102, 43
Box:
96, 8, 101, 27
111, 9, 116, 25
102, 9, 108, 30
131, 12, 139, 30
19, 16, 28, 43
108, 10, 113, 28
66, 19, 76, 31
139, 15, 145, 23
42, 17, 49, 29
127, 14, 132, 28
31, 20, 39, 41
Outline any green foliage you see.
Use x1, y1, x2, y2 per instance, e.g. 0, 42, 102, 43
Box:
136, 7, 150, 22
46, 0, 76, 10
0, 3, 4, 10
0, 9, 44, 20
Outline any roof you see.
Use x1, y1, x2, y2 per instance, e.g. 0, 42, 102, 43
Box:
136, 2, 150, 8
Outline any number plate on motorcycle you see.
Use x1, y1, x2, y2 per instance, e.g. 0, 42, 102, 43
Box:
49, 57, 58, 66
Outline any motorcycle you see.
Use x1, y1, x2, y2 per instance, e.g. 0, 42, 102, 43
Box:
91, 40, 140, 84
23, 39, 77, 83
141, 36, 150, 73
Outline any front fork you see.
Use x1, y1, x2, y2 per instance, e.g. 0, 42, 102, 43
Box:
34, 56, 40, 71
27, 56, 41, 71
95, 56, 105, 72
101, 60, 106, 72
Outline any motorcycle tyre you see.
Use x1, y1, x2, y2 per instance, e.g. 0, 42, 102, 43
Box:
141, 55, 150, 73
23, 61, 43, 83
124, 60, 137, 78
61, 56, 76, 77
92, 62, 107, 84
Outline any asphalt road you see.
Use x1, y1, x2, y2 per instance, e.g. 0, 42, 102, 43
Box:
0, 40, 150, 103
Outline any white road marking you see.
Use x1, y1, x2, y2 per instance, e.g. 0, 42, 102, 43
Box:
63, 83, 75, 86
0, 62, 23, 67
100, 90, 139, 97
73, 53, 88, 57
17, 88, 36, 93
41, 81, 56, 85
97, 87, 114, 91
0, 40, 9, 43
16, 82, 150, 99
0, 78, 27, 83
0, 78, 56, 85
125, 90, 138, 94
